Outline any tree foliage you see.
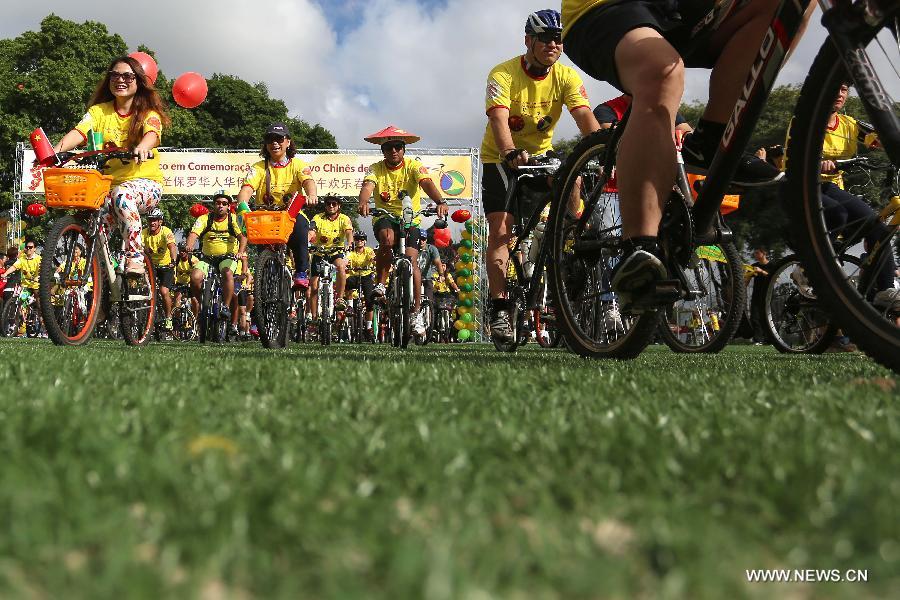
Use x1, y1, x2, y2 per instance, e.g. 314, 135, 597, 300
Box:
1, 15, 337, 240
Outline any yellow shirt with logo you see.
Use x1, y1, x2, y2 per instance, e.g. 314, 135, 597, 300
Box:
821, 114, 878, 189
562, 1, 611, 38
142, 225, 176, 267
242, 157, 313, 208
481, 56, 590, 164
175, 256, 197, 285
59, 256, 87, 281
191, 214, 241, 257
74, 101, 163, 185
14, 254, 41, 289
433, 270, 451, 294
311, 213, 353, 252
363, 158, 431, 223
348, 246, 376, 276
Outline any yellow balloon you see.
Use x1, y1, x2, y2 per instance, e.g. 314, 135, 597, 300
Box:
457, 306, 468, 315
464, 276, 475, 285
463, 262, 475, 270
456, 276, 466, 287
461, 230, 472, 240
466, 321, 478, 330
454, 320, 465, 330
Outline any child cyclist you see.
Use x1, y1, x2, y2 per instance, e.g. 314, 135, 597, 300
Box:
52, 56, 169, 274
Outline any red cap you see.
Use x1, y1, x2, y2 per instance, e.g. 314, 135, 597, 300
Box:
364, 125, 421, 145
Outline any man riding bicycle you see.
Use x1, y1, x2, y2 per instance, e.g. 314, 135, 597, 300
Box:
561, 0, 799, 303
141, 207, 177, 331
357, 125, 449, 337
309, 196, 353, 319
3, 237, 42, 320
481, 9, 600, 344
185, 193, 248, 322
346, 231, 377, 337
174, 242, 198, 317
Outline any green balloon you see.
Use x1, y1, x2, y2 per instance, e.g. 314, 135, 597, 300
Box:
457, 268, 471, 278
462, 298, 473, 307
462, 283, 473, 292
462, 313, 473, 323
460, 253, 472, 263
465, 221, 474, 232
458, 329, 472, 340
461, 239, 473, 249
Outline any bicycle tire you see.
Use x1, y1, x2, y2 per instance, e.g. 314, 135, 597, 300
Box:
253, 249, 289, 349
39, 216, 104, 346
658, 242, 745, 353
546, 131, 660, 358
1, 299, 19, 337
762, 254, 836, 354
120, 254, 156, 346
785, 14, 900, 372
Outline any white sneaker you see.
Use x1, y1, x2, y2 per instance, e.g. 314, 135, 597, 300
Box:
873, 288, 900, 311
790, 267, 815, 299
373, 283, 386, 297
600, 305, 623, 332
413, 313, 426, 336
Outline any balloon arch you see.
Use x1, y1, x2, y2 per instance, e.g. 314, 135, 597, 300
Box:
11, 143, 489, 342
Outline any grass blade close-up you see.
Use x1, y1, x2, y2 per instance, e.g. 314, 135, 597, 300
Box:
0, 340, 897, 599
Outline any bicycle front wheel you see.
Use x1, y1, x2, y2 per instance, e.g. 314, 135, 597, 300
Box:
39, 215, 103, 346
120, 254, 156, 346
786, 9, 900, 371
253, 249, 289, 349
547, 131, 660, 358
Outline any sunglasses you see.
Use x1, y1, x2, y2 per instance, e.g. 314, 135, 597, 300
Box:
109, 71, 137, 83
214, 200, 230, 206
265, 135, 287, 144
535, 33, 562, 45
381, 142, 405, 152
25, 245, 35, 250
325, 201, 341, 206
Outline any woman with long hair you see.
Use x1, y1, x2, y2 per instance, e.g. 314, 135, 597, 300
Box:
53, 55, 170, 274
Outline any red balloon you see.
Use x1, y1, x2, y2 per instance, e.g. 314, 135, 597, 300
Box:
190, 203, 209, 218
173, 72, 207, 109
26, 203, 46, 217
433, 226, 452, 248
451, 209, 471, 223
128, 51, 158, 85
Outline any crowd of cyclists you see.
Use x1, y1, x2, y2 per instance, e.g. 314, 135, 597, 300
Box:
2, 5, 898, 361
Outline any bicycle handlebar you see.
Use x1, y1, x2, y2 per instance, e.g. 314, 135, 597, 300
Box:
55, 149, 155, 170
368, 206, 439, 219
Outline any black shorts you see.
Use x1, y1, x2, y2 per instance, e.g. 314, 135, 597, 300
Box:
346, 274, 375, 306
373, 218, 421, 249
154, 265, 175, 290
238, 289, 249, 307
311, 251, 344, 277
564, 0, 742, 92
481, 162, 551, 217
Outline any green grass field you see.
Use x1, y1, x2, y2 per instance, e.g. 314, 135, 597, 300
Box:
0, 339, 897, 599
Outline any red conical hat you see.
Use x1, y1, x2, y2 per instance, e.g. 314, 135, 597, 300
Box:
364, 125, 421, 145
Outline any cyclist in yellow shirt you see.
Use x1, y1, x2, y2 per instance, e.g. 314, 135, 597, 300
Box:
481, 10, 599, 344
52, 56, 169, 274
173, 242, 199, 320
3, 237, 42, 316
346, 231, 377, 335
141, 207, 177, 331
185, 193, 248, 323
236, 122, 318, 288
357, 125, 448, 336
309, 196, 353, 318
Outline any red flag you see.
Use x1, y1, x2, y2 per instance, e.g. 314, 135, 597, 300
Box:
29, 127, 58, 167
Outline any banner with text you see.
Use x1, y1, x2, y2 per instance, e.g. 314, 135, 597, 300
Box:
20, 150, 474, 199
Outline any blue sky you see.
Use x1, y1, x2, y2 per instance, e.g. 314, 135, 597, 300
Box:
314, 0, 449, 41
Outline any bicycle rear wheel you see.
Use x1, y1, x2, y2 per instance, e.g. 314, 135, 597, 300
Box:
762, 254, 836, 353
39, 215, 103, 346
120, 254, 156, 346
786, 8, 900, 371
547, 131, 660, 358
392, 263, 413, 348
253, 249, 290, 349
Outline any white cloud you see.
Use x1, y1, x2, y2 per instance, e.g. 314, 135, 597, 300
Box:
1, 1, 835, 150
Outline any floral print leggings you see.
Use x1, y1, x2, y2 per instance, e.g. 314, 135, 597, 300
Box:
99, 179, 163, 255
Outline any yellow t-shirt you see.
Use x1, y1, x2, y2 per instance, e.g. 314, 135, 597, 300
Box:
242, 158, 313, 208
74, 101, 163, 185
14, 254, 41, 289
311, 213, 353, 252
59, 256, 87, 281
347, 246, 376, 276
141, 225, 176, 267
433, 270, 450, 294
562, 1, 610, 38
481, 56, 590, 164
821, 114, 878, 189
363, 158, 431, 223
175, 255, 198, 285
191, 214, 241, 257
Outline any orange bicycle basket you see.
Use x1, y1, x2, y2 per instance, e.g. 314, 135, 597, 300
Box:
43, 168, 112, 210
245, 210, 296, 244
